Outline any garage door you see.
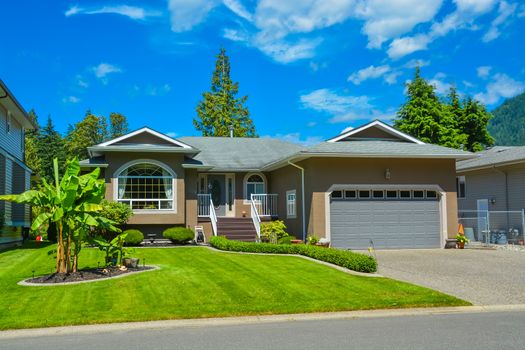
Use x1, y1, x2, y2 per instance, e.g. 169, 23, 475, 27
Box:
330, 189, 441, 249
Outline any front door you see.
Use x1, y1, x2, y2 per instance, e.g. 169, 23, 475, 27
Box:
206, 174, 235, 217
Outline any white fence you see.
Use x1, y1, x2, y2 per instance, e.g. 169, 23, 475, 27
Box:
458, 210, 525, 246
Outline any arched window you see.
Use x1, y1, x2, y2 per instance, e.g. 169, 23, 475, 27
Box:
117, 162, 175, 211
245, 173, 265, 200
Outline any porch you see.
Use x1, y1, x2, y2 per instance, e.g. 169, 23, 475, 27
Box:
197, 193, 278, 241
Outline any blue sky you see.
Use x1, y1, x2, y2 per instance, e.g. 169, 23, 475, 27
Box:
1, 0, 524, 144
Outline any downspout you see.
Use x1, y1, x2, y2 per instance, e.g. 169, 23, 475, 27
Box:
288, 161, 306, 242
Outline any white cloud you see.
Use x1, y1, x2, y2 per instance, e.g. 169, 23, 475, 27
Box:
75, 75, 89, 88
347, 65, 390, 85
387, 0, 498, 59
65, 5, 161, 20
63, 96, 80, 104
92, 63, 122, 79
384, 71, 402, 85
299, 88, 394, 123
428, 72, 452, 95
463, 80, 475, 88
403, 59, 431, 68
387, 35, 431, 59
166, 132, 178, 137
354, 0, 443, 48
482, 1, 518, 42
475, 73, 525, 105
266, 132, 323, 145
309, 61, 327, 72
307, 121, 317, 127
168, 0, 220, 32
146, 84, 172, 96
223, 0, 253, 21
477, 66, 492, 79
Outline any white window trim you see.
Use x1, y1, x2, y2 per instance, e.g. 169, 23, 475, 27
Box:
286, 189, 297, 219
243, 172, 267, 203
457, 176, 466, 199
113, 159, 177, 214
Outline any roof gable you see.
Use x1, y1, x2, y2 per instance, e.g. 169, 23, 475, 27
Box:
97, 127, 193, 148
327, 120, 424, 144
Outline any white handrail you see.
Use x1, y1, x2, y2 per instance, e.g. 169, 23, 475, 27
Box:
209, 198, 218, 236
197, 194, 211, 217
250, 199, 261, 242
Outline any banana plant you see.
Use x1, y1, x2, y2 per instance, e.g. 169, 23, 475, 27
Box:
0, 158, 119, 273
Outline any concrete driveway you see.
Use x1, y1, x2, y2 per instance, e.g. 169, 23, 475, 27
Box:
376, 249, 525, 306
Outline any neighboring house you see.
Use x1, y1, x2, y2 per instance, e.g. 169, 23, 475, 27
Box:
456, 146, 525, 242
0, 80, 35, 246
80, 120, 472, 249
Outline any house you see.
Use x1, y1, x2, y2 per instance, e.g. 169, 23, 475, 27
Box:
0, 80, 35, 246
80, 120, 472, 249
456, 146, 525, 244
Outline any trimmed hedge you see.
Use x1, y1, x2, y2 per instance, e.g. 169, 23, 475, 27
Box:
123, 229, 144, 246
163, 227, 194, 244
209, 236, 377, 273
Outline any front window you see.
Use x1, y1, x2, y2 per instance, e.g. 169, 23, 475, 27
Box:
117, 163, 174, 210
245, 174, 265, 200
456, 176, 466, 199
286, 190, 296, 218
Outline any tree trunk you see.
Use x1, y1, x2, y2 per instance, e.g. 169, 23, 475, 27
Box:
56, 223, 68, 273
72, 252, 78, 273
65, 234, 72, 273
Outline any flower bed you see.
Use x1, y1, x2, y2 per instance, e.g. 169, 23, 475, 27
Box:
209, 236, 377, 273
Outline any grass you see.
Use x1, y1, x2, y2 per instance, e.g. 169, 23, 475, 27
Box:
0, 242, 470, 330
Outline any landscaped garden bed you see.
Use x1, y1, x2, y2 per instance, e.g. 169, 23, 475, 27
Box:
22, 265, 156, 285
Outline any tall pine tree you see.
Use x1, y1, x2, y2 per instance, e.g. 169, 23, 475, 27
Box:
459, 97, 494, 152
24, 109, 40, 176
37, 116, 66, 182
194, 48, 256, 137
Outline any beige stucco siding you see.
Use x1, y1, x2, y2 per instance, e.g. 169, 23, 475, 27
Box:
268, 165, 302, 238
103, 152, 186, 225
301, 157, 458, 240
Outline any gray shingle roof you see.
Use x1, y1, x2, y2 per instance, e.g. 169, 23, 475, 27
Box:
178, 137, 304, 171
303, 141, 473, 158
456, 146, 525, 171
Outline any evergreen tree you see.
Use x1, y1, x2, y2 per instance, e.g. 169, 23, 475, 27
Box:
65, 111, 108, 159
36, 116, 66, 182
109, 112, 129, 139
24, 109, 40, 176
459, 97, 494, 152
194, 48, 256, 137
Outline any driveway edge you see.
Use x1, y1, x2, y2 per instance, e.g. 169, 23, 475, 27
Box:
2, 304, 525, 339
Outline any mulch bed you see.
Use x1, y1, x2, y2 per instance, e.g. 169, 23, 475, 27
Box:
26, 266, 155, 284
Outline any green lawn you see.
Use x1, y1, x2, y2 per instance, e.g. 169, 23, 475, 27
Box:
0, 243, 469, 330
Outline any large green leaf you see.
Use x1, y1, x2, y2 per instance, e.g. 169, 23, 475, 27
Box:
31, 212, 53, 231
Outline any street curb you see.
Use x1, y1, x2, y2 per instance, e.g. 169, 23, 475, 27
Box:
2, 304, 525, 339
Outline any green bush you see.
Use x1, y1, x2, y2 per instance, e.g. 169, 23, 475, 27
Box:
260, 220, 288, 244
123, 229, 144, 246
97, 201, 134, 240
277, 236, 293, 245
209, 236, 377, 273
163, 227, 194, 244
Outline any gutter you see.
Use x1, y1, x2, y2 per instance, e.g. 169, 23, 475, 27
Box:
288, 161, 306, 242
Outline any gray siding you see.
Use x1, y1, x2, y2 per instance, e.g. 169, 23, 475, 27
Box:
458, 169, 507, 211
4, 158, 12, 225
507, 165, 525, 211
0, 104, 24, 161
11, 162, 28, 225
0, 154, 4, 218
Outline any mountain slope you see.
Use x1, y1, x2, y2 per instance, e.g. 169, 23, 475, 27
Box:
489, 92, 525, 145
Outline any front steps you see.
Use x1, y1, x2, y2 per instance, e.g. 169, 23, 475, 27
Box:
216, 217, 258, 242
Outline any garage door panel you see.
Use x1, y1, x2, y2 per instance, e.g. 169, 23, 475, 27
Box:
330, 200, 441, 249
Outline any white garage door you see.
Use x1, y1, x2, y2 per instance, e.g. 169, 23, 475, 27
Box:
330, 189, 441, 249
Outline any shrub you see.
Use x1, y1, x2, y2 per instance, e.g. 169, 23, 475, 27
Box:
97, 201, 134, 240
260, 220, 288, 244
163, 227, 194, 244
209, 236, 377, 273
277, 236, 293, 245
307, 235, 319, 245
123, 229, 144, 246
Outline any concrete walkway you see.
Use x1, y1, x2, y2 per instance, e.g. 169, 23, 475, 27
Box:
376, 248, 525, 305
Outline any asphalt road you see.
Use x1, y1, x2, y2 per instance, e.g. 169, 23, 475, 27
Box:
2, 311, 524, 350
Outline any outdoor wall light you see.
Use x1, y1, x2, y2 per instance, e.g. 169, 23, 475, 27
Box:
490, 197, 496, 204
385, 168, 391, 180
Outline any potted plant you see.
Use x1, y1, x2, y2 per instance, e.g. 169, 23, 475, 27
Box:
456, 234, 469, 249
307, 235, 319, 245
